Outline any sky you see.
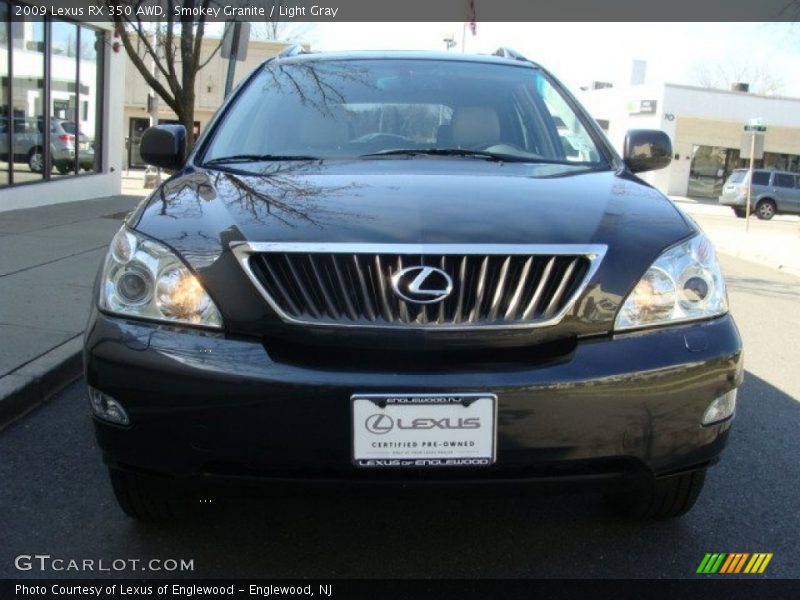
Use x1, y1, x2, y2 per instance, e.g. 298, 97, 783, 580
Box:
295, 22, 800, 97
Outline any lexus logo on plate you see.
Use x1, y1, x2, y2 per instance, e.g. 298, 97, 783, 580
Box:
365, 414, 394, 434
391, 266, 453, 304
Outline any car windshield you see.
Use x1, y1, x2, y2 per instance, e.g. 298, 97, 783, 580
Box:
202, 59, 607, 167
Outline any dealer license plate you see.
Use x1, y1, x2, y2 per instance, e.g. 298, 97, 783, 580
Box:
351, 393, 497, 468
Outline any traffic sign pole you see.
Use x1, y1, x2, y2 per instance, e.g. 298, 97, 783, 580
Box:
224, 24, 240, 99
741, 119, 766, 233
746, 130, 754, 232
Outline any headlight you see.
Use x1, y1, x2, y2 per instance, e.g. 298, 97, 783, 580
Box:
99, 226, 223, 329
615, 233, 727, 330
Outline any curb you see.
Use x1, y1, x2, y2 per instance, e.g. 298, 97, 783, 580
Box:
715, 245, 800, 279
0, 336, 83, 432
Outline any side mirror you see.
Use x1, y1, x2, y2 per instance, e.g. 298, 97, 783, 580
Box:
623, 129, 672, 173
140, 124, 186, 171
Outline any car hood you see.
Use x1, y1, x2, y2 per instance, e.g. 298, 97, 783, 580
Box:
134, 159, 691, 255
130, 159, 695, 342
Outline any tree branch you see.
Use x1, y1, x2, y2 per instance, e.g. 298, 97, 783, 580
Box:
111, 19, 182, 115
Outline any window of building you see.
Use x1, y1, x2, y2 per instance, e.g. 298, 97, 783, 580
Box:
0, 1, 104, 189
10, 17, 44, 184
0, 1, 8, 186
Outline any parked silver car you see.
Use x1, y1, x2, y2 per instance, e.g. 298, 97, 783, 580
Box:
0, 117, 95, 174
719, 169, 800, 220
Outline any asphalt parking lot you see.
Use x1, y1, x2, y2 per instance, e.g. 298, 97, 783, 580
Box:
0, 253, 798, 580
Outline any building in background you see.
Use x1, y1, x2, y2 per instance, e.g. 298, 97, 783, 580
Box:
1, 2, 125, 211
123, 38, 290, 170
580, 68, 800, 198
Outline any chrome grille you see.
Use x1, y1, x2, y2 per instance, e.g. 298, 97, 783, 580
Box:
232, 243, 606, 329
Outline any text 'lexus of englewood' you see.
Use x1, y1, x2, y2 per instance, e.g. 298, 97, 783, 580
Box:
84, 47, 743, 521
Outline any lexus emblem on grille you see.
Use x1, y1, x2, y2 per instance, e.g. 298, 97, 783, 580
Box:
391, 266, 454, 304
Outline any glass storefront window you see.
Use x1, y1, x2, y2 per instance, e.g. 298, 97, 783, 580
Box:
79, 25, 101, 174
50, 20, 78, 178
688, 144, 800, 198
0, 1, 9, 186
11, 16, 44, 183
0, 3, 104, 191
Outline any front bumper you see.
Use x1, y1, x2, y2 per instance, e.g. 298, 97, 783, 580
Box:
84, 312, 743, 486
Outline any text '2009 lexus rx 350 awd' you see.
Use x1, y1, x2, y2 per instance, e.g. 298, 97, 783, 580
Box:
84, 47, 742, 521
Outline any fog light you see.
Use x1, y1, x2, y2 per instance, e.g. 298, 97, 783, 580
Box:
702, 389, 737, 426
88, 386, 130, 426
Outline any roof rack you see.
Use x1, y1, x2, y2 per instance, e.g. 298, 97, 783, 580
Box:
493, 47, 529, 62
492, 47, 542, 69
277, 44, 310, 58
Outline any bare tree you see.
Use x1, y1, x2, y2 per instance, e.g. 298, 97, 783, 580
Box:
106, 0, 224, 149
251, 20, 315, 43
689, 57, 785, 96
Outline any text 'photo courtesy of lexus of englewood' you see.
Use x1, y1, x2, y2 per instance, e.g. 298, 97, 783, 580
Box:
83, 47, 742, 521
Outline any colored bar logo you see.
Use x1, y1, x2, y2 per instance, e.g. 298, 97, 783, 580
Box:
696, 553, 773, 574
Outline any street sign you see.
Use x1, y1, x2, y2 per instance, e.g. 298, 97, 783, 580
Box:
221, 21, 251, 99
740, 131, 765, 159
221, 21, 250, 61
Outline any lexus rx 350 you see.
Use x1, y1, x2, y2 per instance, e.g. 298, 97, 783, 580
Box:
84, 48, 743, 521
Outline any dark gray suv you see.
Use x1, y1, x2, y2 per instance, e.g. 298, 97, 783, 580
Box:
85, 48, 742, 522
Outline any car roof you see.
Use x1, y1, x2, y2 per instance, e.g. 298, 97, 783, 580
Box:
268, 49, 541, 69
737, 169, 796, 176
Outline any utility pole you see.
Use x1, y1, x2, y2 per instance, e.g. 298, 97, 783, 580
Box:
147, 27, 161, 187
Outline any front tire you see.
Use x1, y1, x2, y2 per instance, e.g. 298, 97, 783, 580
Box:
108, 468, 188, 521
756, 199, 776, 220
732, 207, 746, 218
609, 469, 706, 519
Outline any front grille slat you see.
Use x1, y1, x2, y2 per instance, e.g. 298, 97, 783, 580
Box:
469, 256, 490, 323
437, 256, 447, 324
352, 254, 377, 321
374, 255, 394, 322
396, 256, 410, 323
261, 257, 302, 317
308, 255, 338, 318
330, 255, 358, 321
244, 245, 602, 329
521, 256, 556, 320
505, 256, 534, 321
543, 257, 579, 319
487, 256, 511, 322
453, 256, 468, 323
285, 255, 322, 319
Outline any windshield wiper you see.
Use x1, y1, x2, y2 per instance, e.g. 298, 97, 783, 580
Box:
359, 148, 552, 163
202, 154, 321, 166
